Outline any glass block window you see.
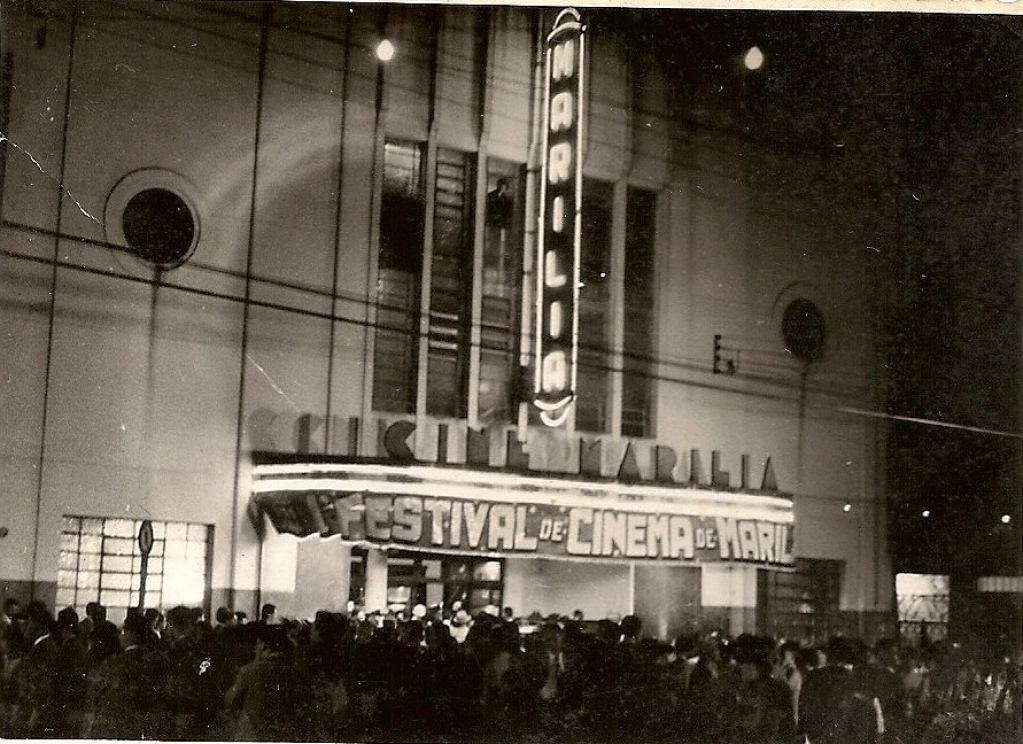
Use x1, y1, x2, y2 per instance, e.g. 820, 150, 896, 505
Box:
57, 516, 211, 621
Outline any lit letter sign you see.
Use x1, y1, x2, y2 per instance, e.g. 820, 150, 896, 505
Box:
535, 8, 585, 427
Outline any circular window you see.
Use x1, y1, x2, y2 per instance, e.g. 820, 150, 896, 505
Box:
104, 169, 201, 271
121, 188, 196, 268
782, 298, 826, 363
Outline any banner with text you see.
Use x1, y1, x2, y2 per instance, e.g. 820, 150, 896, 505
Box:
254, 491, 794, 568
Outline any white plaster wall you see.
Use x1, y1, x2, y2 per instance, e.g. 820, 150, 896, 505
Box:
504, 557, 631, 620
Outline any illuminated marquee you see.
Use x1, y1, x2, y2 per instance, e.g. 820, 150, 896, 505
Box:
250, 460, 795, 568
534, 8, 585, 427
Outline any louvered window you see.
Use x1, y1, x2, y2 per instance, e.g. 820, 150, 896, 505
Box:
373, 141, 425, 414
426, 149, 475, 417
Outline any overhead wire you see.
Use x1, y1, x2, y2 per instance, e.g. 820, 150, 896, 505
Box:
3, 4, 894, 414
2, 217, 876, 408
74, 1, 701, 162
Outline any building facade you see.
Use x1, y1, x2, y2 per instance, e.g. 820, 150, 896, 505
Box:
0, 2, 893, 641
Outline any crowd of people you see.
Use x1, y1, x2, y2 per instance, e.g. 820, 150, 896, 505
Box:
0, 595, 1020, 743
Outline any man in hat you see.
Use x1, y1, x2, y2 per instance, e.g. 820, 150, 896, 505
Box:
449, 610, 472, 644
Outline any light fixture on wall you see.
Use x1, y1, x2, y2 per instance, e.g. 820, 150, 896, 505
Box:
743, 46, 765, 71
376, 39, 395, 62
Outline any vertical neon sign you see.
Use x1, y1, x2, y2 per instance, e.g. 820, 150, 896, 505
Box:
534, 8, 585, 428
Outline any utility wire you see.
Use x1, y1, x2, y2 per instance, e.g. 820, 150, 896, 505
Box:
2, 217, 871, 403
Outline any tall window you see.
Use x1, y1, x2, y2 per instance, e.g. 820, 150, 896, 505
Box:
623, 187, 657, 437
427, 149, 475, 417
373, 140, 425, 414
576, 178, 613, 433
373, 144, 522, 425
58, 516, 211, 622
479, 159, 524, 424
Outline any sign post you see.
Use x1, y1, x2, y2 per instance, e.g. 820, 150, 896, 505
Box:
137, 519, 154, 609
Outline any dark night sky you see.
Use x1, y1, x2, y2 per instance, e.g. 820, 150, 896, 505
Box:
602, 9, 1022, 575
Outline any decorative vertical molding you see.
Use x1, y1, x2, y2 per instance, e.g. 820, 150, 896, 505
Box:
325, 13, 352, 454
228, 5, 270, 609
517, 8, 545, 435
32, 1, 78, 600
360, 7, 389, 456
609, 180, 627, 439
416, 10, 442, 441
609, 33, 634, 440
467, 8, 493, 430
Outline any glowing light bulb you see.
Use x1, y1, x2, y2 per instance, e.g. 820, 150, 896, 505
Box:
1001, 514, 1011, 525
843, 503, 852, 513
744, 46, 765, 71
376, 39, 395, 62
921, 509, 930, 518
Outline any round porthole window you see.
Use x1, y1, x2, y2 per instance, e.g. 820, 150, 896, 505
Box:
122, 188, 196, 268
104, 169, 201, 270
782, 298, 826, 363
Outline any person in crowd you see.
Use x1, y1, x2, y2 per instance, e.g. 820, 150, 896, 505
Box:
687, 636, 734, 743
0, 599, 20, 630
4, 599, 1020, 743
86, 619, 120, 671
143, 607, 165, 647
774, 639, 807, 728
85, 611, 170, 739
224, 625, 309, 741
800, 636, 882, 744
161, 604, 220, 738
480, 619, 522, 710
214, 606, 235, 632
12, 601, 61, 736
868, 637, 907, 743
79, 601, 105, 641
52, 606, 88, 736
258, 603, 277, 626
730, 635, 794, 744
448, 608, 473, 644
0, 598, 24, 676
300, 611, 351, 740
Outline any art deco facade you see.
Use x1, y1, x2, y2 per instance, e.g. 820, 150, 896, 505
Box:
0, 2, 893, 640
